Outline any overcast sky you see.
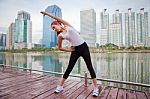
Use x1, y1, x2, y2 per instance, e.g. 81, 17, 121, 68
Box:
0, 0, 150, 43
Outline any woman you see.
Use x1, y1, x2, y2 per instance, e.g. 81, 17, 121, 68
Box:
41, 11, 99, 97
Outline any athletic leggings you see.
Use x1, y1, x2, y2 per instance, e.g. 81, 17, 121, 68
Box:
63, 42, 96, 79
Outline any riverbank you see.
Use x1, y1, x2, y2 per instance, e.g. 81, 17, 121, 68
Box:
90, 50, 150, 53
1, 48, 150, 53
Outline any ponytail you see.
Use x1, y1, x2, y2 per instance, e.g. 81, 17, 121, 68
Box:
51, 20, 62, 26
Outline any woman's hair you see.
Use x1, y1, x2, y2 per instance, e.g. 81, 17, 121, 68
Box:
51, 20, 63, 36
51, 20, 62, 26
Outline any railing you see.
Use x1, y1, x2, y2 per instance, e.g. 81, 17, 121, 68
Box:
0, 64, 150, 88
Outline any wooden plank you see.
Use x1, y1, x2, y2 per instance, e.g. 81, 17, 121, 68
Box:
98, 86, 111, 99
107, 87, 118, 99
0, 76, 54, 99
0, 74, 44, 90
46, 80, 80, 99
0, 68, 39, 81
30, 79, 65, 99
0, 75, 48, 96
11, 77, 59, 99
1, 68, 27, 76
0, 71, 41, 82
0, 93, 11, 99
0, 71, 15, 78
117, 88, 127, 99
136, 91, 147, 99
0, 76, 55, 98
0, 74, 16, 80
145, 92, 150, 99
1, 68, 40, 77
65, 83, 87, 99
0, 75, 28, 88
54, 81, 84, 99
1, 68, 150, 99
0, 74, 35, 85
86, 84, 103, 99
0, 70, 20, 80
33, 79, 75, 99
76, 84, 94, 99
126, 90, 137, 99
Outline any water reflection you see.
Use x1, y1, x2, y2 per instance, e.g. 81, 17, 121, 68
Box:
0, 52, 150, 92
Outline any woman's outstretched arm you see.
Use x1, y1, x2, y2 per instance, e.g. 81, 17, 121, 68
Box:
57, 35, 75, 52
41, 11, 72, 27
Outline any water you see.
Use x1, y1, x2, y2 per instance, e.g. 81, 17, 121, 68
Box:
0, 52, 150, 92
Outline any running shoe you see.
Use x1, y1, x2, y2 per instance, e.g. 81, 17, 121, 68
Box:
54, 85, 63, 93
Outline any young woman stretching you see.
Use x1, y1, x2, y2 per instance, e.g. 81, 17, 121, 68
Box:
41, 11, 99, 97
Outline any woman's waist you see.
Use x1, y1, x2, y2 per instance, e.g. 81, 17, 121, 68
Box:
72, 42, 87, 49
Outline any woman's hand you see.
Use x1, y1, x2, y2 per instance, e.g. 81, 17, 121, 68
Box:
58, 47, 75, 52
40, 11, 48, 16
40, 11, 55, 19
70, 46, 75, 51
40, 11, 72, 27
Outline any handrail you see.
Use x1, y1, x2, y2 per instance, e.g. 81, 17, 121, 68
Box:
0, 64, 150, 88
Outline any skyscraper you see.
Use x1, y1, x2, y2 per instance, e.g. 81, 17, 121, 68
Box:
136, 8, 149, 47
125, 8, 136, 47
42, 5, 62, 48
14, 11, 32, 49
80, 9, 96, 47
0, 34, 6, 50
6, 23, 15, 50
110, 9, 123, 47
100, 9, 109, 46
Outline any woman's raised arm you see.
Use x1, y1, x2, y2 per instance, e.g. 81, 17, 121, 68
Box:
41, 11, 72, 27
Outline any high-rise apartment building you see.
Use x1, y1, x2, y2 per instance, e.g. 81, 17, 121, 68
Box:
42, 5, 62, 48
110, 9, 123, 47
100, 9, 109, 46
125, 8, 136, 47
14, 11, 32, 49
136, 8, 149, 47
0, 34, 6, 50
80, 9, 96, 47
6, 23, 15, 50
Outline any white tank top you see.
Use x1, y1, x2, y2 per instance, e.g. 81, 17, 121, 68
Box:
59, 26, 84, 46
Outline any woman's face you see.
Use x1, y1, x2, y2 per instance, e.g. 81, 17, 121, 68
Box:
51, 24, 61, 32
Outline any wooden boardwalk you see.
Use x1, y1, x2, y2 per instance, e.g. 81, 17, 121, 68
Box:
0, 68, 150, 99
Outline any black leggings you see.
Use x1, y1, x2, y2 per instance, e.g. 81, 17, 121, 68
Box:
63, 42, 96, 79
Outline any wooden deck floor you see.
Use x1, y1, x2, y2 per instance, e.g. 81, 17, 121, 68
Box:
0, 68, 150, 99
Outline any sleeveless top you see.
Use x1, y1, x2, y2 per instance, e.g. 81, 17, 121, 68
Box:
59, 26, 84, 46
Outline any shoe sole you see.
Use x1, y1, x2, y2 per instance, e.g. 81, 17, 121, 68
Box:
54, 90, 63, 93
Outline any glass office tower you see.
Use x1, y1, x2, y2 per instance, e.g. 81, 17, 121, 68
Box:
80, 9, 96, 47
42, 5, 62, 48
14, 11, 32, 49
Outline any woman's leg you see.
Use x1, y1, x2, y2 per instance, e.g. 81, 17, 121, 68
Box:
60, 51, 80, 86
92, 78, 98, 87
59, 78, 66, 86
81, 44, 98, 87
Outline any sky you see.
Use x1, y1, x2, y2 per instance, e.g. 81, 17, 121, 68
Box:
0, 0, 150, 43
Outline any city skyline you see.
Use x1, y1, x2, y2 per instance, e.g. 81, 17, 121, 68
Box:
0, 0, 150, 43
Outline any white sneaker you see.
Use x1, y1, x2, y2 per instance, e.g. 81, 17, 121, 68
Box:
92, 87, 99, 97
54, 85, 63, 93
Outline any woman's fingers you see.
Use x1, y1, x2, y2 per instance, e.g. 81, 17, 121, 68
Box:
71, 46, 75, 51
40, 11, 44, 14
40, 11, 47, 16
